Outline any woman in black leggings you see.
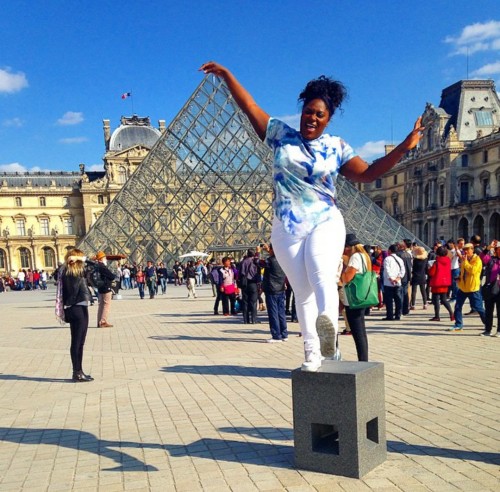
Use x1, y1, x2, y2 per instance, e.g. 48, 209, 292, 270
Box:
341, 234, 370, 361
61, 249, 94, 382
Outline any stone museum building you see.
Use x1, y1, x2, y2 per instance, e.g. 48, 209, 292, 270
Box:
0, 116, 165, 275
362, 79, 500, 245
0, 78, 499, 275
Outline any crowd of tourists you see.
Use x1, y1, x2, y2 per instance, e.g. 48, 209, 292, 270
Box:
0, 268, 50, 292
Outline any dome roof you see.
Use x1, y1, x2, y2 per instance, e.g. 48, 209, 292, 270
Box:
109, 121, 161, 152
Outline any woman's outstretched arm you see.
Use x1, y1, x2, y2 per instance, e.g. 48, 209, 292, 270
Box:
200, 61, 270, 140
340, 116, 424, 183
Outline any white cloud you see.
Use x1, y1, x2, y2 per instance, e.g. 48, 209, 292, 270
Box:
445, 20, 500, 55
2, 117, 23, 127
87, 164, 105, 172
59, 137, 88, 144
276, 113, 300, 129
0, 67, 28, 93
355, 140, 387, 160
472, 60, 500, 76
0, 162, 52, 173
57, 111, 84, 126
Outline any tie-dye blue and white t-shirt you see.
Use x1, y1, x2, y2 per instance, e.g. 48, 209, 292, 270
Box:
265, 118, 356, 237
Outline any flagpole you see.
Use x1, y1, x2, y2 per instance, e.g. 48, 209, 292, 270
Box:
130, 91, 134, 115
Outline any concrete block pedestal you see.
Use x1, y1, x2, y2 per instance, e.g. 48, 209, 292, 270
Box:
292, 361, 386, 478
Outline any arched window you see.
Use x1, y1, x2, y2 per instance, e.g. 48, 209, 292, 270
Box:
458, 217, 469, 240
0, 249, 5, 269
489, 213, 500, 241
118, 166, 127, 184
39, 197, 46, 207
473, 215, 485, 241
43, 247, 55, 268
19, 247, 31, 269
15, 197, 22, 207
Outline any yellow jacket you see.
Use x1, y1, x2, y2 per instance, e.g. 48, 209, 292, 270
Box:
457, 254, 483, 293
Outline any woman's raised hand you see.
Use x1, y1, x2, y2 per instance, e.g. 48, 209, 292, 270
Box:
199, 61, 227, 77
402, 116, 425, 151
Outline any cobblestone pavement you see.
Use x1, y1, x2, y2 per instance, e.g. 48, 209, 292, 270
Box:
0, 284, 498, 491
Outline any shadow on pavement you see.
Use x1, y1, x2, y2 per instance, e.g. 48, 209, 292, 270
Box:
218, 426, 293, 441
150, 335, 265, 343
161, 364, 291, 379
0, 427, 159, 471
164, 438, 294, 468
387, 440, 500, 464
0, 374, 70, 383
22, 326, 64, 330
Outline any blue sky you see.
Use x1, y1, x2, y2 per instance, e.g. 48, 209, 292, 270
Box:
1, 1, 499, 173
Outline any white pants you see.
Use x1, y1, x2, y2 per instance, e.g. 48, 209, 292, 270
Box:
271, 211, 345, 350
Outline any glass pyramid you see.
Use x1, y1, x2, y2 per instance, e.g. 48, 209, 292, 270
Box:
78, 76, 425, 265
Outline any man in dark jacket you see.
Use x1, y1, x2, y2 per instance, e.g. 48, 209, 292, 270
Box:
239, 249, 262, 324
94, 251, 116, 328
262, 244, 288, 342
396, 239, 413, 315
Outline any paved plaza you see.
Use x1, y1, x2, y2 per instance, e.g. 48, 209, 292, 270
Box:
0, 284, 499, 491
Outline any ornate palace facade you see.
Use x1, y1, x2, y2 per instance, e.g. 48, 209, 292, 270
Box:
362, 79, 500, 245
0, 116, 164, 274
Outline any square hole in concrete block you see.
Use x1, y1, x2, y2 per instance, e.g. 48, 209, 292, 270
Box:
366, 417, 379, 444
311, 423, 339, 455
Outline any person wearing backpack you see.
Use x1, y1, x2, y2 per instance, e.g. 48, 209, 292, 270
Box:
94, 251, 116, 328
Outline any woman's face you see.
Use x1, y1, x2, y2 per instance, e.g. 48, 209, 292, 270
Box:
300, 98, 331, 140
223, 259, 231, 267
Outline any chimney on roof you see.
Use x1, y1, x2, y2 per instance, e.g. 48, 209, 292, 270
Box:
103, 119, 111, 150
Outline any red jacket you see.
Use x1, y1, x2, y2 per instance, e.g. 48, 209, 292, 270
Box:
428, 256, 452, 294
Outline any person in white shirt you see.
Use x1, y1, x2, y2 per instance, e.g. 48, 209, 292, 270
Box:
449, 238, 464, 300
382, 244, 406, 321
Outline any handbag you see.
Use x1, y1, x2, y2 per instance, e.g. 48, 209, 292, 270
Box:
223, 284, 236, 295
344, 254, 379, 309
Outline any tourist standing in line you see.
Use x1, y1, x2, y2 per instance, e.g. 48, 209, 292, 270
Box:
428, 246, 454, 322
382, 245, 406, 321
200, 61, 423, 370
95, 251, 116, 328
450, 243, 486, 332
340, 234, 371, 361
262, 243, 288, 342
145, 260, 157, 299
480, 241, 500, 337
135, 266, 146, 299
56, 249, 94, 382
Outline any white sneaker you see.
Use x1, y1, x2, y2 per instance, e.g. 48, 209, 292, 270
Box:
267, 338, 283, 343
301, 344, 324, 372
316, 313, 336, 358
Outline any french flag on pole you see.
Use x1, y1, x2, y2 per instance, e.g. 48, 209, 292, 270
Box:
121, 92, 132, 99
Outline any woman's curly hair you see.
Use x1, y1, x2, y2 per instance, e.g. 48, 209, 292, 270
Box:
298, 75, 348, 118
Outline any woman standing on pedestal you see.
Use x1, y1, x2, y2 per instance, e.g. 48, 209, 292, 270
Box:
200, 62, 423, 371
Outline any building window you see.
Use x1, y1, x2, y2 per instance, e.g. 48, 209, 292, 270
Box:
460, 182, 469, 204
474, 110, 493, 127
375, 179, 382, 189
63, 217, 73, 235
16, 219, 26, 236
439, 184, 445, 206
15, 197, 22, 207
462, 155, 468, 167
118, 166, 127, 184
375, 200, 383, 210
482, 178, 490, 198
483, 150, 488, 164
63, 196, 69, 207
393, 175, 398, 185
97, 195, 104, 204
19, 247, 30, 269
392, 198, 399, 215
43, 247, 55, 268
0, 249, 5, 269
40, 218, 50, 235
39, 197, 46, 207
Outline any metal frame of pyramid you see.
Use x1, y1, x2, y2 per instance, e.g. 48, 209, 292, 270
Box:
78, 76, 425, 265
